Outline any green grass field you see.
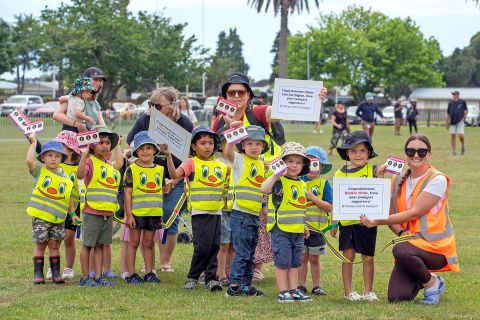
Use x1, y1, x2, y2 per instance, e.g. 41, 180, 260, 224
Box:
0, 123, 479, 319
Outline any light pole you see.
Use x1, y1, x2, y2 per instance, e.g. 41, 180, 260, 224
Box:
307, 37, 313, 80
202, 73, 206, 97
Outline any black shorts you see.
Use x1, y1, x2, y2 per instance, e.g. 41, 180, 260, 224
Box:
339, 224, 377, 257
304, 231, 325, 248
64, 204, 80, 232
133, 215, 162, 231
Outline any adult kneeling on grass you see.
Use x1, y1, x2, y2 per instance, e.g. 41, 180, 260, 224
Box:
361, 134, 459, 304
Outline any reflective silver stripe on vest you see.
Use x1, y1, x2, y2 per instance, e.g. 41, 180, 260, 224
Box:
132, 194, 163, 200
277, 216, 305, 225
235, 186, 261, 193
227, 194, 234, 201
235, 192, 263, 202
306, 215, 328, 223
87, 194, 117, 202
88, 188, 118, 196
132, 201, 163, 209
190, 194, 223, 201
267, 216, 276, 224
31, 194, 69, 211
27, 201, 66, 219
278, 210, 306, 215
190, 187, 223, 192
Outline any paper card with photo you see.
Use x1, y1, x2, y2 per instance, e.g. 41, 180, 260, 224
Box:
77, 130, 100, 146
223, 126, 248, 144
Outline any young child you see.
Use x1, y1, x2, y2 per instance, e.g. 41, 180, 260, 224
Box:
260, 142, 313, 303
298, 146, 333, 296
223, 125, 269, 297
66, 77, 99, 130
165, 126, 227, 292
77, 126, 122, 287
124, 131, 165, 284
329, 101, 350, 156
334, 131, 383, 301
26, 134, 74, 284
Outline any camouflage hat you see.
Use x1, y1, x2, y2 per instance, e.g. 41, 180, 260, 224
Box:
70, 77, 97, 96
281, 142, 311, 176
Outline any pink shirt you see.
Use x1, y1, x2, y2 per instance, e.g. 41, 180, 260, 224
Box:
83, 156, 115, 216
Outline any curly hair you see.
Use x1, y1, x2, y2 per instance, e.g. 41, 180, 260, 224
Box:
149, 87, 180, 121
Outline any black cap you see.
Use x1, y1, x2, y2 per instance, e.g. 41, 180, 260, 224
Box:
221, 73, 254, 99
451, 90, 459, 95
83, 67, 107, 82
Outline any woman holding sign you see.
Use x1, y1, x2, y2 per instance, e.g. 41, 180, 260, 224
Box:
127, 87, 194, 273
361, 134, 459, 304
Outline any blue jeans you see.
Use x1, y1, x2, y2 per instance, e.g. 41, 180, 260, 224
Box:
228, 210, 259, 286
161, 180, 185, 244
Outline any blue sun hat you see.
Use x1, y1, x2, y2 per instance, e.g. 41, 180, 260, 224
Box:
305, 146, 332, 174
37, 140, 67, 163
132, 131, 159, 157
70, 77, 97, 96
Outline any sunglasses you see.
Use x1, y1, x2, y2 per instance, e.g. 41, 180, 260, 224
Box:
148, 101, 174, 111
226, 89, 248, 98
405, 148, 429, 158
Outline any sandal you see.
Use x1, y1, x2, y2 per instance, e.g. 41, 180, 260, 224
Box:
160, 266, 174, 273
219, 277, 229, 287
252, 269, 264, 282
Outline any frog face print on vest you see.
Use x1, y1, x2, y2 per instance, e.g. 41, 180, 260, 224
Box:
287, 182, 307, 210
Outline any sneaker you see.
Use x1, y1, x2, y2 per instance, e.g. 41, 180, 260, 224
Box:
290, 289, 313, 302
312, 286, 326, 296
225, 285, 243, 297
363, 291, 379, 302
277, 291, 295, 303
102, 270, 118, 279
79, 276, 100, 287
89, 271, 95, 278
45, 268, 52, 280
345, 291, 363, 301
297, 285, 307, 294
95, 277, 114, 286
206, 280, 223, 292
419, 276, 446, 305
121, 272, 129, 280
144, 272, 161, 283
219, 277, 229, 287
63, 268, 75, 280
242, 285, 265, 297
184, 278, 197, 290
126, 273, 145, 285
198, 274, 205, 285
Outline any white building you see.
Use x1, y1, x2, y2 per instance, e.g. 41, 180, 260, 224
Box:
409, 88, 480, 110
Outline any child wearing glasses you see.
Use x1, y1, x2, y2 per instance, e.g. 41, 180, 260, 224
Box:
66, 77, 100, 130
334, 131, 385, 302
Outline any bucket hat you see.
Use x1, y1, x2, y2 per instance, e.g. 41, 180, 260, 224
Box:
336, 131, 378, 161
37, 140, 67, 163
55, 130, 80, 155
92, 125, 119, 151
281, 142, 311, 176
235, 125, 269, 154
190, 125, 221, 155
305, 146, 332, 174
221, 73, 254, 100
132, 131, 159, 157
70, 77, 97, 96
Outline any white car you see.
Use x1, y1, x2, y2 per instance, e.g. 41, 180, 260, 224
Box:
465, 105, 479, 126
0, 95, 44, 116
203, 96, 218, 112
375, 106, 395, 125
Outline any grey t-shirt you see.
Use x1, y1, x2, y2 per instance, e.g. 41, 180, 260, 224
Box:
67, 96, 101, 129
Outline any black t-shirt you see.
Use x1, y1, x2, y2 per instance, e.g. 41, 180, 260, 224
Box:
333, 110, 348, 130
394, 104, 403, 118
447, 99, 467, 125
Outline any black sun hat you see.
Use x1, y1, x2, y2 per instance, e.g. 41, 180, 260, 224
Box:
221, 72, 254, 99
336, 131, 378, 161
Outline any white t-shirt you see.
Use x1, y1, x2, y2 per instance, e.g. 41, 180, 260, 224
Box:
181, 109, 198, 125
405, 170, 447, 214
232, 152, 263, 215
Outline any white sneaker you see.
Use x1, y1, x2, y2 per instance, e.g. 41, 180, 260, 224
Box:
344, 291, 363, 301
363, 291, 379, 302
62, 268, 75, 280
45, 268, 52, 280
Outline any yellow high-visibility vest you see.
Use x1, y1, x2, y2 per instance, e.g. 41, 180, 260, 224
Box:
130, 163, 164, 217
306, 177, 330, 231
234, 154, 265, 215
85, 156, 120, 212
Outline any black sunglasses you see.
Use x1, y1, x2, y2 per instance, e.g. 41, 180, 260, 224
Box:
405, 148, 429, 158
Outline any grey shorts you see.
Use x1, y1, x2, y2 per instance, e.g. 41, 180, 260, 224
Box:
450, 122, 465, 134
303, 232, 327, 256
220, 211, 232, 244
82, 214, 113, 247
32, 217, 65, 243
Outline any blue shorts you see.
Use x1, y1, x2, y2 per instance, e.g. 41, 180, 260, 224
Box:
162, 179, 185, 237
271, 226, 304, 269
220, 211, 232, 244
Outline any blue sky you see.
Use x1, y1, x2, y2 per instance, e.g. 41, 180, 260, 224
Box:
1, 0, 479, 82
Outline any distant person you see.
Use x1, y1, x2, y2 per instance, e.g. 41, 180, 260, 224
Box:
394, 97, 404, 136
328, 101, 350, 156
356, 92, 386, 138
446, 91, 467, 155
407, 100, 419, 135
252, 91, 269, 105
179, 96, 198, 127
66, 77, 99, 131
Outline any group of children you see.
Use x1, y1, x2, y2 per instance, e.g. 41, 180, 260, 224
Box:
25, 105, 386, 301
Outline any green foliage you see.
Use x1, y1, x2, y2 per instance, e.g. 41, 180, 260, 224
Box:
288, 6, 444, 100
0, 19, 14, 75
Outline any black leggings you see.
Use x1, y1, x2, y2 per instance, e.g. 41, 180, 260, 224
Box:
388, 242, 447, 302
408, 120, 417, 134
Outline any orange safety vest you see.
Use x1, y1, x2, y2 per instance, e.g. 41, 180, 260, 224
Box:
392, 165, 459, 272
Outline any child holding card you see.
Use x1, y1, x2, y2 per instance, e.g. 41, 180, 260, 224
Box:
261, 142, 313, 303
334, 131, 385, 301
297, 146, 333, 296
223, 125, 269, 297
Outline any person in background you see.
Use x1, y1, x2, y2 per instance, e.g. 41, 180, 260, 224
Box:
180, 96, 198, 127
356, 92, 386, 138
446, 91, 467, 155
407, 100, 419, 135
328, 101, 350, 156
394, 97, 404, 136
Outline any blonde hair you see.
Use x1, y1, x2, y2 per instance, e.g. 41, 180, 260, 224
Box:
150, 87, 180, 121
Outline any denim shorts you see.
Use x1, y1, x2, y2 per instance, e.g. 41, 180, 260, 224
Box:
220, 211, 232, 244
162, 179, 185, 236
271, 226, 304, 269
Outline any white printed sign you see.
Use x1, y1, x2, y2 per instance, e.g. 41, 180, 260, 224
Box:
148, 108, 192, 162
332, 177, 391, 221
215, 98, 237, 118
8, 108, 43, 134
271, 78, 323, 121
24, 121, 44, 135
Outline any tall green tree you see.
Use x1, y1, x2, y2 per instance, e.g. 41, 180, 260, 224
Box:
0, 19, 14, 75
248, 0, 320, 78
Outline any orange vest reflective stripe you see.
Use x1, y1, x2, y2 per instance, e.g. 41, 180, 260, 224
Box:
392, 166, 459, 272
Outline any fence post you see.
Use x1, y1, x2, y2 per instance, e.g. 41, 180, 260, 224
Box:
427, 109, 431, 127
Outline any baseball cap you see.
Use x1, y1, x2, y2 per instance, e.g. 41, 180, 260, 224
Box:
83, 67, 107, 81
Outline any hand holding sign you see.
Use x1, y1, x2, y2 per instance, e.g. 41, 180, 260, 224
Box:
76, 130, 100, 147
309, 158, 320, 174
223, 126, 248, 144
215, 98, 237, 118
384, 156, 405, 175
269, 158, 287, 176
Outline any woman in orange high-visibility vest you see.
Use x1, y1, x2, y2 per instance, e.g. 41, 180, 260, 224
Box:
361, 134, 459, 305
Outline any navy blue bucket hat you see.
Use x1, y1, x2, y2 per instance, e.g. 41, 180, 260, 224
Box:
221, 73, 254, 100
132, 131, 159, 157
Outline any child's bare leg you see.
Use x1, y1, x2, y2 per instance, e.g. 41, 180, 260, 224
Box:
127, 229, 141, 275
80, 245, 92, 278
64, 229, 76, 268
362, 255, 375, 293
309, 255, 320, 287
120, 241, 128, 275
142, 230, 155, 273
34, 241, 48, 257
275, 267, 288, 292
217, 243, 229, 279
342, 249, 355, 295
226, 244, 235, 275
287, 268, 299, 291
103, 244, 112, 273
94, 244, 104, 278
298, 253, 309, 287
47, 240, 61, 257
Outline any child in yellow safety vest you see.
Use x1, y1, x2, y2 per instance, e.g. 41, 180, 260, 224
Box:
260, 142, 313, 303
165, 126, 228, 292
334, 131, 385, 301
77, 126, 122, 287
223, 125, 269, 297
26, 133, 74, 285
297, 146, 333, 297
124, 131, 167, 284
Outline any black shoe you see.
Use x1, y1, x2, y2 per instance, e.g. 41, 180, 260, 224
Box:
206, 280, 222, 292
225, 285, 242, 297
311, 286, 326, 296
144, 271, 161, 283
126, 273, 144, 284
243, 285, 265, 297
297, 285, 307, 294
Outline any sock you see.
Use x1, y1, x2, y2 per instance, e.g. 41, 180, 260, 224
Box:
425, 276, 440, 292
121, 272, 129, 280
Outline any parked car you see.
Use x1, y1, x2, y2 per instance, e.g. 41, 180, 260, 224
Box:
346, 106, 360, 124
375, 106, 395, 125
203, 96, 218, 113
136, 99, 149, 118
29, 101, 60, 118
465, 104, 479, 126
112, 102, 138, 120
0, 95, 44, 117
189, 99, 203, 111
